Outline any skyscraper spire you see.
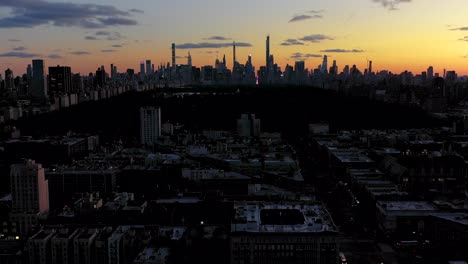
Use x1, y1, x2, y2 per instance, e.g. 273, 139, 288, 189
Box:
188, 51, 192, 66
266, 35, 270, 69
223, 54, 226, 67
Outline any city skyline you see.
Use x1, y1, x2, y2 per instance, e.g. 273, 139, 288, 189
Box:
0, 0, 468, 75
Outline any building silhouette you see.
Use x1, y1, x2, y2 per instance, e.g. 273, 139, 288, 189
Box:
10, 160, 49, 237
48, 65, 72, 94
140, 107, 162, 146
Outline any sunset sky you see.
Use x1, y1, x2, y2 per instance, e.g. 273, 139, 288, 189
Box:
0, 0, 467, 76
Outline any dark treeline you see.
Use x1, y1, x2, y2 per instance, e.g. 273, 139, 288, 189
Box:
11, 87, 446, 143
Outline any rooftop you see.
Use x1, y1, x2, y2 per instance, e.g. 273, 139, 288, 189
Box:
231, 202, 337, 234
377, 201, 438, 212
431, 213, 468, 226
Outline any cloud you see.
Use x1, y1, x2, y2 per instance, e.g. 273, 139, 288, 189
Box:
101, 49, 116, 53
12, 46, 27, 51
308, 10, 323, 14
85, 31, 124, 41
291, 53, 322, 60
8, 39, 21, 42
205, 36, 231, 41
129, 8, 144, 13
48, 54, 63, 59
176, 56, 188, 59
299, 34, 334, 43
459, 36, 468, 41
373, 0, 412, 10
0, 0, 139, 29
451, 27, 468, 31
281, 39, 305, 46
320, 49, 365, 53
70, 51, 91, 55
289, 14, 322, 23
0, 52, 40, 58
97, 17, 137, 26
176, 42, 252, 49
112, 44, 123, 48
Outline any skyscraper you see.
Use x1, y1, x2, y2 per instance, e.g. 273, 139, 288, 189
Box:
368, 61, 373, 74
95, 67, 105, 87
188, 52, 192, 66
140, 107, 161, 146
32, 60, 47, 100
233, 41, 237, 65
4, 68, 14, 91
321, 56, 328, 74
140, 61, 145, 76
295, 61, 306, 84
266, 35, 270, 69
427, 66, 434, 80
146, 60, 152, 75
10, 160, 49, 237
48, 65, 72, 94
172, 43, 176, 68
26, 64, 32, 80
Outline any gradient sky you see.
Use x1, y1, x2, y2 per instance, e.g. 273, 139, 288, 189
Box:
0, 0, 467, 76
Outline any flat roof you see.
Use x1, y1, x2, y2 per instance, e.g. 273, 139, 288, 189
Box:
232, 202, 337, 234
431, 213, 468, 226
377, 201, 438, 211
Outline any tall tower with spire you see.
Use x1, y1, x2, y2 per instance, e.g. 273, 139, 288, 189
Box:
233, 41, 237, 65
266, 35, 270, 69
188, 52, 192, 66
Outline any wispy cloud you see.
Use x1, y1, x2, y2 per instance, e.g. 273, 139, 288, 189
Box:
320, 49, 365, 53
8, 39, 21, 42
459, 36, 468, 41
373, 0, 412, 10
205, 36, 232, 41
12, 46, 27, 51
281, 39, 305, 46
84, 31, 124, 41
70, 51, 91, 55
129, 8, 144, 13
291, 53, 322, 60
101, 49, 117, 53
176, 42, 252, 49
0, 0, 140, 29
300, 34, 334, 43
112, 44, 123, 48
48, 54, 63, 59
289, 14, 322, 23
0, 52, 40, 58
451, 27, 468, 31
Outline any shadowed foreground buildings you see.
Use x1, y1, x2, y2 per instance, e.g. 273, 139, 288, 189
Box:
10, 160, 49, 238
231, 202, 338, 264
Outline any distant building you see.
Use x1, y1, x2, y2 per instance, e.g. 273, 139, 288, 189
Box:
32, 60, 47, 100
10, 160, 49, 237
140, 107, 162, 146
146, 60, 152, 75
4, 68, 15, 92
237, 114, 261, 137
48, 65, 72, 94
